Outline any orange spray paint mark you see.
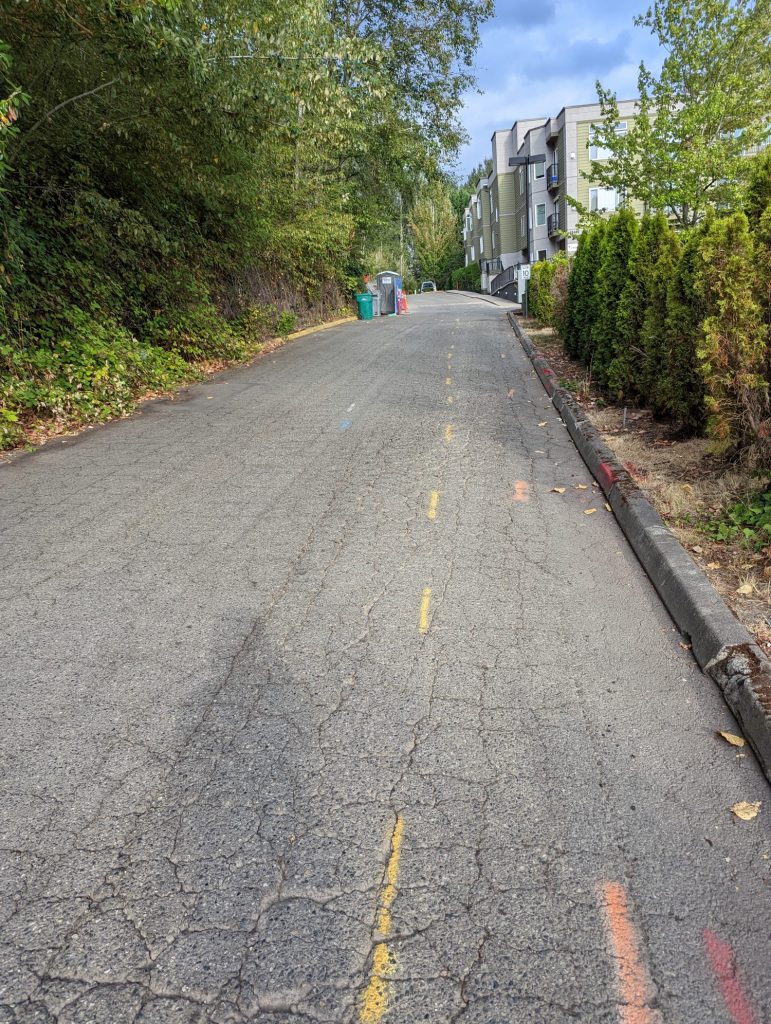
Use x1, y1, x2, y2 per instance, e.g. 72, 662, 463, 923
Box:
599, 881, 661, 1024
513, 481, 530, 503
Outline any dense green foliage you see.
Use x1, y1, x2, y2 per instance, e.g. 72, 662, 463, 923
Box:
565, 221, 606, 362
529, 254, 568, 329
409, 181, 463, 288
0, 0, 492, 447
592, 208, 638, 390
530, 154, 771, 457
451, 263, 481, 292
695, 211, 769, 457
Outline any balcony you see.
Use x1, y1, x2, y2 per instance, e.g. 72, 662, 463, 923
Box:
547, 163, 559, 191
547, 211, 560, 236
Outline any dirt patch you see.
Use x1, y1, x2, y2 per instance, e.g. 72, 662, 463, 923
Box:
519, 317, 771, 655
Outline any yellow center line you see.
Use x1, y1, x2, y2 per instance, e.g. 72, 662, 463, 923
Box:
447, 396, 454, 405
447, 352, 452, 358
418, 587, 432, 634
427, 491, 440, 520
359, 816, 406, 1024
444, 424, 453, 443
445, 376, 452, 385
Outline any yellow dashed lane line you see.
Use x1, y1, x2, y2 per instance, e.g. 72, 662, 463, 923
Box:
444, 424, 453, 443
427, 491, 440, 521
359, 817, 406, 1023
418, 587, 432, 634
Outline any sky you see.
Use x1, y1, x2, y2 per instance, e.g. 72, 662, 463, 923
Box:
457, 0, 665, 177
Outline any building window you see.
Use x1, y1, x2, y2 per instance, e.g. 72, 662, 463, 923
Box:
589, 187, 618, 212
471, 245, 475, 260
518, 166, 524, 194
590, 122, 627, 160
492, 230, 496, 251
538, 250, 547, 262
480, 236, 484, 255
535, 203, 546, 226
520, 213, 526, 236
534, 161, 545, 179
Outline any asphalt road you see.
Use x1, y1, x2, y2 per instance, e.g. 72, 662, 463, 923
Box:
1, 292, 769, 1024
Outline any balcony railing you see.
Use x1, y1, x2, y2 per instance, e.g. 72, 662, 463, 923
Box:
547, 211, 560, 236
547, 163, 559, 190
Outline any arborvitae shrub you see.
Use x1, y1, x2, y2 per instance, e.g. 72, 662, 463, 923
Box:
641, 229, 682, 408
529, 259, 556, 326
694, 211, 769, 458
654, 228, 706, 432
550, 255, 571, 342
566, 221, 606, 363
610, 213, 670, 402
592, 209, 638, 389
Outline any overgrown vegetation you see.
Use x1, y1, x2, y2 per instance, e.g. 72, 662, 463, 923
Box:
0, 0, 492, 448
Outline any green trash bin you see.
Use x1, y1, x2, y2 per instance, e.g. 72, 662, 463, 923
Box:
355, 292, 374, 321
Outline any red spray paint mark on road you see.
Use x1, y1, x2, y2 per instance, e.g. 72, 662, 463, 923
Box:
703, 930, 758, 1024
507, 388, 515, 399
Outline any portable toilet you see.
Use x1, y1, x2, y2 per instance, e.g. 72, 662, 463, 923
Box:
376, 271, 402, 315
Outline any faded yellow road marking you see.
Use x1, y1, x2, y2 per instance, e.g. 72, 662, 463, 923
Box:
444, 424, 453, 443
446, 376, 452, 385
359, 817, 406, 1024
447, 351, 453, 358
447, 396, 454, 405
419, 587, 432, 633
427, 491, 440, 520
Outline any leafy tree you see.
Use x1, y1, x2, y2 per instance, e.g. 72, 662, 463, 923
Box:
462, 158, 493, 191
409, 181, 462, 286
592, 0, 771, 226
592, 209, 638, 388
694, 211, 769, 456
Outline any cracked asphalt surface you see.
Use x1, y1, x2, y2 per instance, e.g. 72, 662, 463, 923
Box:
1, 291, 770, 1023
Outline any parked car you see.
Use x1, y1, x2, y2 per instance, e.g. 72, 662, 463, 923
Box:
420, 280, 437, 292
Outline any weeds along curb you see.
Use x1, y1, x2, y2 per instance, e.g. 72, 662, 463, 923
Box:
508, 310, 771, 784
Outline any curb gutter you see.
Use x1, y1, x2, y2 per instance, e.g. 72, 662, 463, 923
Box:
508, 311, 771, 783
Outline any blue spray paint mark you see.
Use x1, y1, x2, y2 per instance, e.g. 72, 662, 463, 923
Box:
340, 420, 352, 431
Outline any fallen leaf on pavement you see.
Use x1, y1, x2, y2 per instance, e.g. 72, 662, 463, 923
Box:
584, 509, 597, 516
737, 583, 754, 596
538, 421, 547, 427
679, 642, 692, 650
551, 487, 566, 494
604, 503, 612, 512
576, 484, 588, 490
717, 731, 746, 748
731, 800, 761, 821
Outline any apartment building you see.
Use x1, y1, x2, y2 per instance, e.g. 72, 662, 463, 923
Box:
462, 176, 494, 289
465, 100, 641, 294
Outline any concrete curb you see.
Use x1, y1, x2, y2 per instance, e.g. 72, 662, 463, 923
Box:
508, 310, 771, 783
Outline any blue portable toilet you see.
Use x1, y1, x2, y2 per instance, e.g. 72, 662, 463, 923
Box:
376, 271, 402, 315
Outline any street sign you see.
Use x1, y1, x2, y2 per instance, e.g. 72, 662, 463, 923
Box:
519, 264, 531, 281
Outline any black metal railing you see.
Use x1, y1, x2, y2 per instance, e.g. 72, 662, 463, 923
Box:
491, 264, 517, 294
547, 163, 559, 190
547, 211, 560, 236
482, 258, 503, 275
